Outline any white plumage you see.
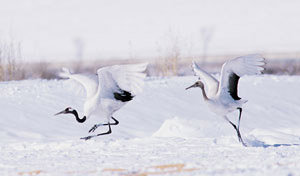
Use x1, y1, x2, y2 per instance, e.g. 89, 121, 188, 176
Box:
56, 63, 148, 140
187, 54, 265, 146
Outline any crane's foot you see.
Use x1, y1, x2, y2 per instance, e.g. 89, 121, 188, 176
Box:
238, 134, 247, 147
81, 124, 112, 140
241, 140, 247, 147
88, 117, 119, 133
236, 130, 247, 147
88, 124, 102, 133
229, 121, 247, 147
81, 136, 93, 140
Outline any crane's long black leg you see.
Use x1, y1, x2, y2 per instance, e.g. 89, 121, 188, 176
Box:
88, 117, 119, 133
224, 116, 247, 147
237, 108, 242, 132
102, 117, 119, 126
236, 108, 246, 146
81, 123, 112, 140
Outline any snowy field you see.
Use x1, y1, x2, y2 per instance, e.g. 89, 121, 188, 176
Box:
1, 75, 300, 175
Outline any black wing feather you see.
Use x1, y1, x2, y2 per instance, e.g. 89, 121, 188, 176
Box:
113, 90, 134, 102
228, 73, 241, 100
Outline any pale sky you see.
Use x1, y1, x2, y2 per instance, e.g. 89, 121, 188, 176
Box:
0, 0, 300, 62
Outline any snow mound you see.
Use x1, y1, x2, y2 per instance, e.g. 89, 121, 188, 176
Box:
246, 129, 300, 147
152, 117, 200, 138
152, 116, 232, 138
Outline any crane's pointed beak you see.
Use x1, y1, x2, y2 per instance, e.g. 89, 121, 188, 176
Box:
54, 110, 66, 116
186, 83, 196, 90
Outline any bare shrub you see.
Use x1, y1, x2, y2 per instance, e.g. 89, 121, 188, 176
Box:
264, 59, 300, 75
155, 30, 181, 76
30, 62, 56, 79
0, 40, 24, 81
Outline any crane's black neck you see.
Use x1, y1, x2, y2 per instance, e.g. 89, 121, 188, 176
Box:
71, 110, 86, 123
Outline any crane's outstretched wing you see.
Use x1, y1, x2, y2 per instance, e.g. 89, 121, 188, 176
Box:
59, 68, 98, 98
192, 61, 219, 98
217, 54, 265, 100
97, 63, 148, 100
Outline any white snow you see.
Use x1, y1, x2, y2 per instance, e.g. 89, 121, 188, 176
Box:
1, 75, 300, 175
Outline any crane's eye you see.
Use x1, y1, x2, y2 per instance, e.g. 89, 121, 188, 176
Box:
66, 107, 73, 111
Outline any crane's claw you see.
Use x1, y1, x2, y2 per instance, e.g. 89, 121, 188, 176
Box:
81, 136, 93, 140
88, 124, 98, 133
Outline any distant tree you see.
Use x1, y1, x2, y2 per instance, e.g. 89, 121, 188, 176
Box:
200, 27, 214, 66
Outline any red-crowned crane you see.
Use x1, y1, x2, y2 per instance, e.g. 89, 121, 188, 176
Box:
186, 54, 265, 146
55, 63, 148, 140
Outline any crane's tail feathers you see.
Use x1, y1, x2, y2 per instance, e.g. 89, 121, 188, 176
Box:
58, 67, 72, 78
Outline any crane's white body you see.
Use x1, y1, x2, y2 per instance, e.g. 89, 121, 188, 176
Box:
192, 54, 265, 116
204, 97, 245, 116
59, 63, 148, 123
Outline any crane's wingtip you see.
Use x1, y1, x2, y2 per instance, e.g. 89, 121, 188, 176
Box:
140, 62, 149, 69
191, 60, 197, 67
191, 60, 200, 71
131, 62, 149, 71
134, 62, 149, 72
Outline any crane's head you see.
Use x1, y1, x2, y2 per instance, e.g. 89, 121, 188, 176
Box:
54, 107, 75, 116
54, 107, 86, 123
186, 81, 204, 90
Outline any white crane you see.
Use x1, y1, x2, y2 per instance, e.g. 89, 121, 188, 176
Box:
186, 54, 265, 146
55, 63, 148, 140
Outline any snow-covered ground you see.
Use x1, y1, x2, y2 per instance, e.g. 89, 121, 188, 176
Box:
1, 75, 300, 175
